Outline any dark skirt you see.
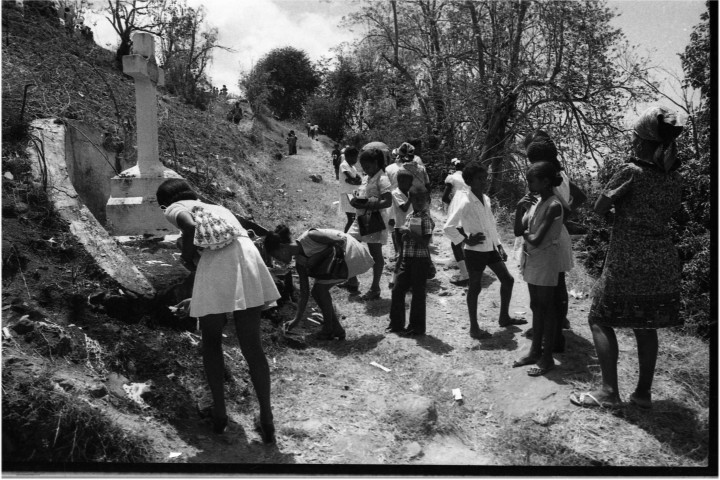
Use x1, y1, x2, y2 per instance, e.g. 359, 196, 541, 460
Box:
588, 228, 682, 329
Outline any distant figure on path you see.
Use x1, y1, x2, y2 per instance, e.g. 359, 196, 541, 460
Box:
306, 122, 312, 137
227, 102, 242, 124
156, 179, 279, 443
286, 130, 297, 155
570, 106, 684, 410
331, 144, 341, 179
311, 125, 320, 140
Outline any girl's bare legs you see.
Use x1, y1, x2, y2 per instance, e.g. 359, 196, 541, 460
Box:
487, 261, 515, 324
311, 283, 345, 338
233, 306, 273, 425
588, 318, 622, 403
633, 328, 658, 405
367, 242, 384, 292
466, 269, 486, 337
344, 213, 356, 233
199, 314, 228, 423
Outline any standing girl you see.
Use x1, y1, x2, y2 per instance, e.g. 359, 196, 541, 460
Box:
441, 159, 470, 285
512, 162, 565, 376
157, 179, 280, 443
345, 147, 393, 300
338, 146, 361, 233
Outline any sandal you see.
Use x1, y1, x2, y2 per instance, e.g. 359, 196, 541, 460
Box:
499, 317, 528, 327
360, 290, 381, 301
569, 392, 622, 409
527, 364, 555, 377
254, 415, 276, 444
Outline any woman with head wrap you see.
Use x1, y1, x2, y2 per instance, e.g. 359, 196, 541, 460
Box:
570, 106, 685, 409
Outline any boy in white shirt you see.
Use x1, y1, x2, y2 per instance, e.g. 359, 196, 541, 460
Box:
443, 161, 526, 339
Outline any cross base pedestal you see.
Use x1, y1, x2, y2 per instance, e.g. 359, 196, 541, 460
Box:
105, 166, 182, 237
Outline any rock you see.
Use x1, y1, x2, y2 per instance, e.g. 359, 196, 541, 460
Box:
4, 172, 13, 180
405, 441, 423, 459
88, 383, 109, 398
309, 174, 323, 183
106, 372, 130, 398
388, 394, 437, 433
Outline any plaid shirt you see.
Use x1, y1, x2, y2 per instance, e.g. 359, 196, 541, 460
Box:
401, 210, 435, 258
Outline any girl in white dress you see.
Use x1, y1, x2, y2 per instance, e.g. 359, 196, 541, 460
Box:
157, 179, 279, 443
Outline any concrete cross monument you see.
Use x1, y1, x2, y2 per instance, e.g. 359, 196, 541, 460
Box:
106, 32, 182, 237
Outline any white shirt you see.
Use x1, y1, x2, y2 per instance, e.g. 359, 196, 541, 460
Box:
339, 160, 359, 195
443, 191, 501, 252
444, 170, 469, 200
385, 161, 403, 189
391, 187, 413, 227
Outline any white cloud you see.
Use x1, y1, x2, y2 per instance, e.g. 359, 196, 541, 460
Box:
85, 0, 358, 95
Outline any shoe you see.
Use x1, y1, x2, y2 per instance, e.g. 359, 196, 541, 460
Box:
254, 415, 276, 444
385, 326, 404, 333
569, 392, 622, 409
450, 276, 469, 286
499, 317, 528, 327
527, 364, 555, 377
360, 290, 381, 301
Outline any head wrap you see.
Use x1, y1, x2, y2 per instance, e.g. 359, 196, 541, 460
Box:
398, 142, 415, 157
633, 106, 683, 172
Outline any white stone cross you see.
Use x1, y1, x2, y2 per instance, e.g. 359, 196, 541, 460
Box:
122, 32, 165, 176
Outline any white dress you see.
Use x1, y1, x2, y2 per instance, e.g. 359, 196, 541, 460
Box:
164, 200, 280, 317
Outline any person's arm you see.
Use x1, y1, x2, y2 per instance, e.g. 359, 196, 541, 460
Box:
523, 201, 562, 246
595, 166, 634, 217
175, 211, 198, 271
514, 193, 537, 237
441, 183, 453, 205
363, 191, 392, 211
286, 264, 310, 330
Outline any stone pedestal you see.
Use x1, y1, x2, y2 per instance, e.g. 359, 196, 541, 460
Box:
105, 32, 182, 237
106, 166, 182, 237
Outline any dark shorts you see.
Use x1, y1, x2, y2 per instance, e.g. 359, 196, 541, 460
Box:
464, 249, 502, 272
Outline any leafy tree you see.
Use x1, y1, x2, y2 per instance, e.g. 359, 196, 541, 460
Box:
250, 47, 320, 120
158, 1, 229, 109
104, 0, 166, 66
346, 0, 654, 193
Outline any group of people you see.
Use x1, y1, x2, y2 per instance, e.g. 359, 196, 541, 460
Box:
158, 105, 685, 443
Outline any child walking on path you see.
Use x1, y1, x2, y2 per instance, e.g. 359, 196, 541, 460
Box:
512, 161, 565, 377
443, 161, 525, 340
387, 185, 434, 336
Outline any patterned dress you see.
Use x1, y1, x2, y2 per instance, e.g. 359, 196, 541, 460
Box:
589, 161, 682, 329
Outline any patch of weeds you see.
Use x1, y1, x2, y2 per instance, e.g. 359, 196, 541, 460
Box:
491, 418, 598, 466
2, 370, 153, 462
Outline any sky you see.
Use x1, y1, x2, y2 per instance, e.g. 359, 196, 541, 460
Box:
85, 0, 707, 102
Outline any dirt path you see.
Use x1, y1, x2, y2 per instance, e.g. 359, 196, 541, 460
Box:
208, 135, 598, 465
